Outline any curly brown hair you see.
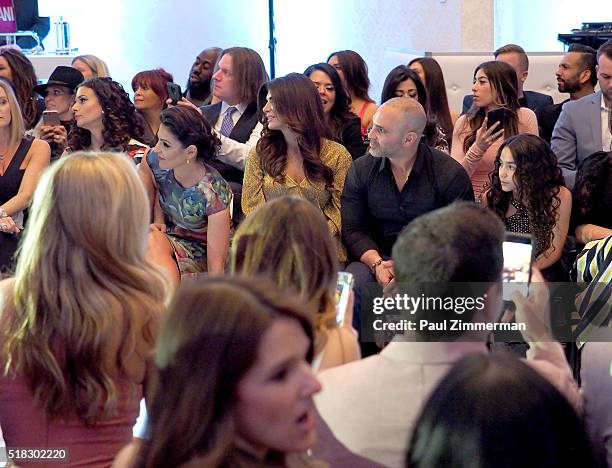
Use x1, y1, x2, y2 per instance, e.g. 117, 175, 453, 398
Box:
67, 77, 146, 151
573, 151, 611, 220
0, 46, 41, 129
486, 134, 565, 256
256, 73, 333, 188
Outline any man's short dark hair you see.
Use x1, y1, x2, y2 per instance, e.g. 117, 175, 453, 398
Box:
392, 202, 505, 339
494, 44, 529, 71
568, 44, 598, 87
597, 39, 612, 62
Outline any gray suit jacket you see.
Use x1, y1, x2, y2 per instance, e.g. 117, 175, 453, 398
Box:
551, 91, 603, 189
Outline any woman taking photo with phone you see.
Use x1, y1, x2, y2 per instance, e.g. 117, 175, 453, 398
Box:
484, 134, 571, 280
231, 196, 360, 371
451, 61, 538, 198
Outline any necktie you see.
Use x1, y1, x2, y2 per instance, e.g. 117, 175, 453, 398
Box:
220, 106, 237, 137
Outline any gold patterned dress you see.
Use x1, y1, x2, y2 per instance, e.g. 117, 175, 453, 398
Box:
242, 139, 352, 260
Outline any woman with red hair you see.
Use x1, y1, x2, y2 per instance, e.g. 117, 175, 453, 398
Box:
131, 68, 174, 145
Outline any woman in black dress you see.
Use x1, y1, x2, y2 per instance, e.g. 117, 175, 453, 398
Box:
0, 78, 50, 272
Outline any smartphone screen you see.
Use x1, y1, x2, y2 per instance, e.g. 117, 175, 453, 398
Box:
42, 110, 60, 126
502, 233, 533, 301
335, 272, 354, 326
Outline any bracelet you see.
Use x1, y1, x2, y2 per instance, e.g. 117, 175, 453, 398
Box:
369, 258, 384, 274
0, 208, 7, 218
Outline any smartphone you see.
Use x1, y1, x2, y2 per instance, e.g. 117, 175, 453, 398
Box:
502, 232, 533, 301
166, 82, 182, 104
487, 107, 512, 129
42, 110, 60, 126
335, 272, 354, 326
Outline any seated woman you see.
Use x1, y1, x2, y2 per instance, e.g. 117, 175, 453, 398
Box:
327, 50, 377, 136
33, 65, 84, 160
139, 106, 232, 285
484, 134, 571, 281
242, 73, 352, 261
231, 196, 360, 371
131, 68, 173, 146
71, 54, 111, 80
451, 60, 538, 199
380, 65, 449, 153
572, 151, 612, 245
408, 56, 458, 131
0, 78, 50, 273
304, 62, 367, 160
114, 276, 322, 467
0, 47, 43, 130
406, 353, 595, 467
67, 77, 149, 161
0, 152, 167, 467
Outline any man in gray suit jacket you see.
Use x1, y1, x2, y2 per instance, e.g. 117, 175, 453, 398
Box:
551, 40, 612, 188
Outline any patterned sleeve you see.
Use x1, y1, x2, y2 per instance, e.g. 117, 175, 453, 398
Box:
204, 172, 233, 216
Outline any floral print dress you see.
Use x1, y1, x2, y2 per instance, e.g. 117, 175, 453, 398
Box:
147, 150, 232, 276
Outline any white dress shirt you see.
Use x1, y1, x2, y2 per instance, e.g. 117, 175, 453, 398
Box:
601, 95, 612, 152
214, 101, 263, 171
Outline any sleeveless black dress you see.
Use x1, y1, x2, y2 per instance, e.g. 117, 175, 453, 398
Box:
0, 136, 34, 273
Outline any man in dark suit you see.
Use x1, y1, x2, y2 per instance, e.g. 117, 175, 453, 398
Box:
552, 39, 612, 188
14, 0, 49, 49
536, 44, 597, 143
199, 47, 268, 179
462, 44, 553, 114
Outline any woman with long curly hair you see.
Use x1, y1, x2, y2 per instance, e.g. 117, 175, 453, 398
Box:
380, 65, 449, 153
304, 62, 366, 160
572, 151, 612, 245
0, 152, 167, 466
67, 77, 149, 161
0, 46, 43, 130
139, 106, 232, 285
327, 50, 378, 137
241, 73, 352, 261
484, 134, 572, 280
231, 196, 360, 371
451, 61, 538, 199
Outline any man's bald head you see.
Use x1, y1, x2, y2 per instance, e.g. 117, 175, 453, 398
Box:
379, 97, 427, 136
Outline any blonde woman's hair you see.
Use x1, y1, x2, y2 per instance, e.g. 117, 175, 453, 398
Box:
71, 54, 110, 78
2, 151, 167, 426
229, 196, 338, 352
0, 77, 25, 147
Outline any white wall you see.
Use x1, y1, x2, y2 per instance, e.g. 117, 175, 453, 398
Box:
37, 0, 604, 104
494, 0, 611, 51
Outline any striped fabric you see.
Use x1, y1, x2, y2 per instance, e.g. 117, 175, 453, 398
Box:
574, 235, 612, 347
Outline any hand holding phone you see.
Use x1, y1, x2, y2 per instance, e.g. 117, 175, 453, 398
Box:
42, 110, 61, 126
502, 232, 533, 302
166, 82, 182, 104
511, 267, 552, 343
486, 107, 512, 129
335, 272, 354, 327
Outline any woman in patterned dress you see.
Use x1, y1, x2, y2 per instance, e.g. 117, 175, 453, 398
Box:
242, 73, 352, 261
139, 106, 232, 285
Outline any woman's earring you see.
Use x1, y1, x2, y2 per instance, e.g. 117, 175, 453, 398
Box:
186, 158, 190, 165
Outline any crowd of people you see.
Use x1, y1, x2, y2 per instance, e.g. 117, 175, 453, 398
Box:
0, 36, 610, 467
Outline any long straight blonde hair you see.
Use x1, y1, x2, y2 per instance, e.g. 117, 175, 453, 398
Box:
0, 77, 25, 147
2, 152, 168, 426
